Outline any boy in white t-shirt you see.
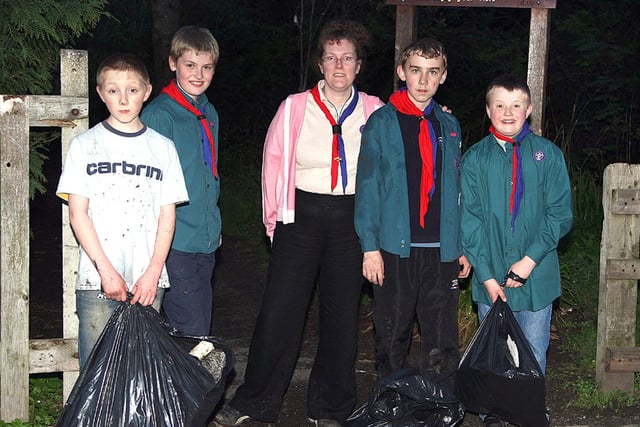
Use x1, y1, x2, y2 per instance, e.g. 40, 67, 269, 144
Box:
56, 53, 188, 368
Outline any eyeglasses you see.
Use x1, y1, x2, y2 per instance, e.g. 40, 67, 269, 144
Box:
321, 55, 358, 66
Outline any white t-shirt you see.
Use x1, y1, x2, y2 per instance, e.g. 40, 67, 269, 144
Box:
57, 121, 189, 290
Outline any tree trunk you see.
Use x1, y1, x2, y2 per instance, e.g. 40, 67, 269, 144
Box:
149, 0, 181, 91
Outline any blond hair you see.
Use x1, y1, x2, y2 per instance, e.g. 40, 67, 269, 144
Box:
170, 25, 220, 66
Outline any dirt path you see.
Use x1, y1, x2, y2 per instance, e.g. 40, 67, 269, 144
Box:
27, 221, 640, 426
209, 236, 640, 427
27, 139, 639, 426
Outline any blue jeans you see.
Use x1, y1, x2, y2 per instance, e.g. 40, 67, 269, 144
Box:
477, 302, 552, 373
76, 288, 164, 369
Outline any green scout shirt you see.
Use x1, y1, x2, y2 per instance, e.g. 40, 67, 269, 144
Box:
355, 101, 464, 261
141, 87, 221, 254
460, 132, 573, 311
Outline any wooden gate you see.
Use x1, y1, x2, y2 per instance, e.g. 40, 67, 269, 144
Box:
596, 163, 640, 391
0, 49, 87, 422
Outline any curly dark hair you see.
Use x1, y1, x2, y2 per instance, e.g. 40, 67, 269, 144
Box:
316, 20, 371, 65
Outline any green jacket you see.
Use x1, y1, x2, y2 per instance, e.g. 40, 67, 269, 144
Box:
141, 88, 221, 254
460, 132, 573, 311
355, 102, 464, 261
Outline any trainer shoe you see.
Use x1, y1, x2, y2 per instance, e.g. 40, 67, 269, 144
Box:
214, 405, 252, 426
483, 415, 505, 427
307, 417, 342, 427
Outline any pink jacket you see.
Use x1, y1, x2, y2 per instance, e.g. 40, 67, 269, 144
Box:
261, 88, 384, 238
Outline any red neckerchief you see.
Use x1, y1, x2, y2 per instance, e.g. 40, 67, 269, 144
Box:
489, 122, 531, 232
389, 88, 437, 228
161, 80, 217, 178
310, 83, 359, 192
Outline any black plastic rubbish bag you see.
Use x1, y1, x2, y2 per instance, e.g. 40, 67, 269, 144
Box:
56, 302, 232, 427
456, 298, 546, 427
346, 368, 464, 426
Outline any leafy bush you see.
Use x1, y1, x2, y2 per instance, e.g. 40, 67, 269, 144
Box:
557, 168, 602, 316
0, 1, 108, 95
0, 375, 63, 427
571, 375, 640, 412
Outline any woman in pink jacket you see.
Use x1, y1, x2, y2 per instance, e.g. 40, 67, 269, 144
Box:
214, 20, 384, 427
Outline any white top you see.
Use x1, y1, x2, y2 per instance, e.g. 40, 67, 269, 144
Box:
295, 82, 365, 195
57, 121, 189, 290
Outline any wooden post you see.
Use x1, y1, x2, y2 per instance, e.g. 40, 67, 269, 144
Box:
0, 96, 31, 421
59, 49, 88, 399
527, 8, 551, 136
393, 5, 417, 90
386, 0, 556, 136
0, 50, 88, 422
596, 163, 640, 391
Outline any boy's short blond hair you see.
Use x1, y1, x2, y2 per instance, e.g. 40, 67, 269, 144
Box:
399, 38, 447, 70
96, 53, 150, 87
170, 25, 220, 66
485, 73, 531, 105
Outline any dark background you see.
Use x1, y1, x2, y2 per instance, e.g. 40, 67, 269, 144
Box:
30, 0, 639, 323
25, 4, 640, 423
73, 0, 639, 170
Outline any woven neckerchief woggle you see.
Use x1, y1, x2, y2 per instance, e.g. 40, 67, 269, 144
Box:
310, 83, 360, 193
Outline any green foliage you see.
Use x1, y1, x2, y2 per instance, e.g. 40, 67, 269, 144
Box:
0, 0, 109, 95
571, 375, 640, 412
28, 131, 57, 200
217, 136, 270, 268
0, 375, 62, 426
0, 421, 29, 426
548, 0, 640, 168
218, 136, 263, 238
550, 307, 640, 412
458, 281, 477, 349
28, 375, 62, 427
0, 1, 109, 202
556, 314, 598, 371
557, 169, 602, 315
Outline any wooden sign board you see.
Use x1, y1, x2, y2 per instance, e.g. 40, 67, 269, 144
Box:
385, 0, 556, 8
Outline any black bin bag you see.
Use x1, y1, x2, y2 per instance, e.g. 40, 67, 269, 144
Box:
345, 368, 464, 426
456, 298, 546, 427
56, 302, 232, 427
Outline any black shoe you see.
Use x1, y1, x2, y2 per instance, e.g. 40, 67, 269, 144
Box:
213, 405, 252, 426
483, 415, 505, 427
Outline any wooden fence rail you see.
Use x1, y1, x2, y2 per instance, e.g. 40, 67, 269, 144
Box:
0, 49, 86, 422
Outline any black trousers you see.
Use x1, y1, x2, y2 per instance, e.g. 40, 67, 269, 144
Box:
373, 247, 460, 393
231, 190, 364, 423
